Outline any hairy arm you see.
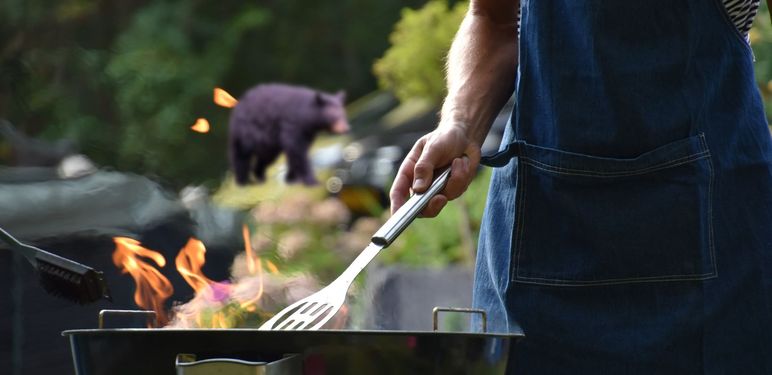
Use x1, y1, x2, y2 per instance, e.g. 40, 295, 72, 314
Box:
390, 0, 520, 216
443, 0, 520, 146
768, 0, 771, 23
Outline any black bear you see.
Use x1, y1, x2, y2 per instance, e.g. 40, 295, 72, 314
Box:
227, 84, 349, 185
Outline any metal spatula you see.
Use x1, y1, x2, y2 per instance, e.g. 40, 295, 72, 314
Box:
259, 167, 452, 330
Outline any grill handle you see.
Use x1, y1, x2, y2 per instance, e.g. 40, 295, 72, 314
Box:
372, 167, 451, 247
432, 307, 487, 333
98, 309, 157, 329
176, 353, 300, 375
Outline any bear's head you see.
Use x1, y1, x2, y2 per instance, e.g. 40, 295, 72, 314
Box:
315, 90, 349, 134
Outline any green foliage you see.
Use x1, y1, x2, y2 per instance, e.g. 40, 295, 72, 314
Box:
225, 1, 426, 99
373, 0, 468, 104
1, 0, 427, 187
105, 1, 267, 186
0, 0, 113, 137
751, 3, 772, 122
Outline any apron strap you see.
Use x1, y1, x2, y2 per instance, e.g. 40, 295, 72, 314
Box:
480, 141, 523, 167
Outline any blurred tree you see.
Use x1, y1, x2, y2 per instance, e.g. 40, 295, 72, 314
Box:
0, 0, 148, 152
105, 1, 267, 186
373, 0, 468, 104
223, 1, 424, 101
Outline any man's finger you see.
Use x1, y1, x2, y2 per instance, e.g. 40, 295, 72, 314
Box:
442, 143, 482, 200
390, 159, 414, 214
419, 195, 448, 218
412, 142, 444, 193
443, 157, 470, 201
464, 142, 482, 171
390, 140, 425, 214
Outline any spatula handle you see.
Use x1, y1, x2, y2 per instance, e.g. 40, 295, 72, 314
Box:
372, 167, 451, 247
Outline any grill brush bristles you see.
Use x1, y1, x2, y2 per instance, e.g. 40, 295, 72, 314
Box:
0, 227, 112, 304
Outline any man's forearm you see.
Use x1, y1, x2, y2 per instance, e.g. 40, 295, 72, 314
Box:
767, 0, 771, 23
440, 1, 520, 146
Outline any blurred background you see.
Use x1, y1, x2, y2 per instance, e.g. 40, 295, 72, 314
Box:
1, 1, 771, 373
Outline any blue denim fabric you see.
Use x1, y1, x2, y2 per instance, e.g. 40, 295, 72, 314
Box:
473, 0, 772, 373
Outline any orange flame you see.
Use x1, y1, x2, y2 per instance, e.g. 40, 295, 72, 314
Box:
175, 238, 215, 293
114, 231, 287, 329
174, 238, 239, 328
191, 118, 210, 133
112, 237, 173, 326
265, 260, 279, 274
214, 87, 238, 108
242, 225, 258, 275
239, 225, 264, 308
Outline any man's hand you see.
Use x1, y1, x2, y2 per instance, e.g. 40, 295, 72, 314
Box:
389, 0, 518, 217
389, 125, 481, 217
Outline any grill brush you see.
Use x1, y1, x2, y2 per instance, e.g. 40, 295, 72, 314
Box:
0, 227, 112, 304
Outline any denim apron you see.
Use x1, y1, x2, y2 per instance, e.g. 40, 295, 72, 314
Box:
473, 0, 772, 373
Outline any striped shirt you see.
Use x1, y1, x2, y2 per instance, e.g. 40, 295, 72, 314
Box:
517, 1, 761, 41
723, 0, 761, 41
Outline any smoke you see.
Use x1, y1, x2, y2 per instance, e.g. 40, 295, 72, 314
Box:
165, 252, 320, 329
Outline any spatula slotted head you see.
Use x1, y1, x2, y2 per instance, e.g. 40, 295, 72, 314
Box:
259, 283, 346, 330
260, 243, 385, 331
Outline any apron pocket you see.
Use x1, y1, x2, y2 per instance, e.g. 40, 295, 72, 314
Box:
511, 134, 716, 286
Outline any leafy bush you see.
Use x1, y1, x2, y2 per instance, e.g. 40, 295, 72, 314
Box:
373, 0, 468, 104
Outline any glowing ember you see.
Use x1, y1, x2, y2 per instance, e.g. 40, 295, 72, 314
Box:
214, 87, 238, 108
190, 118, 210, 133
112, 237, 173, 326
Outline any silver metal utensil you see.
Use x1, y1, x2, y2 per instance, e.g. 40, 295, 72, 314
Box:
0, 227, 111, 304
259, 167, 452, 330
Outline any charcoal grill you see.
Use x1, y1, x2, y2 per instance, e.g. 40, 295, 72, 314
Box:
63, 308, 523, 375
